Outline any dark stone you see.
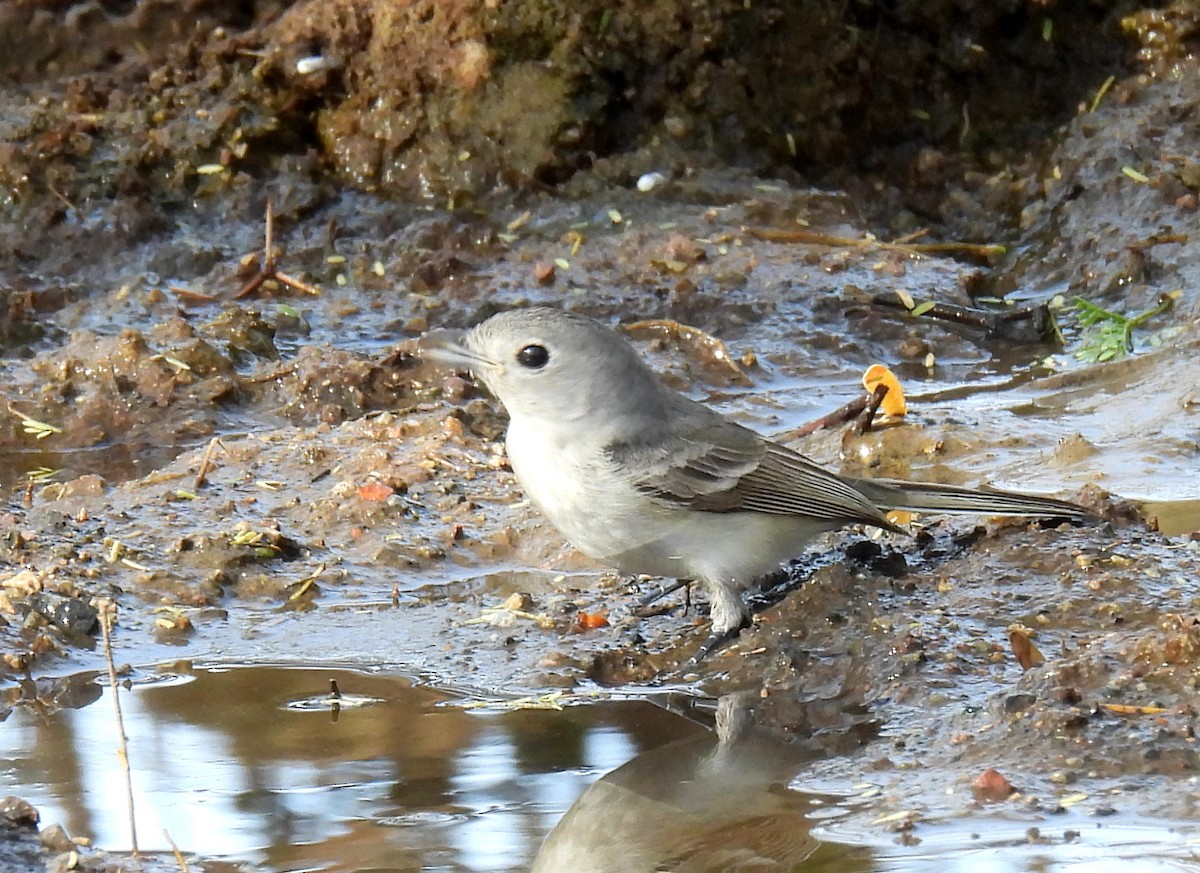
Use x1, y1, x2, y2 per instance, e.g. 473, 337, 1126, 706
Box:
25, 593, 99, 636
0, 797, 37, 827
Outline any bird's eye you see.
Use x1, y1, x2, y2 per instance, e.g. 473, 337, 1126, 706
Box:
516, 344, 549, 369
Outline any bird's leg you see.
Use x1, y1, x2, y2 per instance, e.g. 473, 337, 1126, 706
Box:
679, 580, 752, 667
682, 616, 752, 667
680, 567, 810, 668
632, 578, 692, 615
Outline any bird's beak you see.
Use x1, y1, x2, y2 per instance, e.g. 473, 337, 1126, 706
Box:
418, 328, 499, 372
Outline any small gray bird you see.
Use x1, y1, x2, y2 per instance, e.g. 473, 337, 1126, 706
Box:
425, 307, 1083, 654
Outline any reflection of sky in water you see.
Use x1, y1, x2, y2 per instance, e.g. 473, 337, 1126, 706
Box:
15, 697, 260, 854
450, 727, 525, 871
10, 689, 325, 859
0, 670, 658, 871
448, 725, 634, 872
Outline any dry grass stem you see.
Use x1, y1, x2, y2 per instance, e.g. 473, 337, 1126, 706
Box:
99, 599, 139, 858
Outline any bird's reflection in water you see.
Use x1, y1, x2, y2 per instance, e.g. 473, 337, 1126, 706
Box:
531, 693, 877, 873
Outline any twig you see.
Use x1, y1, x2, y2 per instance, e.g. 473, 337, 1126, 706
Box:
164, 829, 191, 873
852, 383, 890, 435
871, 292, 1053, 344
99, 600, 139, 857
167, 285, 219, 304
744, 226, 1005, 264
329, 679, 342, 722
774, 383, 891, 442
193, 437, 224, 490
786, 394, 870, 439
234, 197, 323, 299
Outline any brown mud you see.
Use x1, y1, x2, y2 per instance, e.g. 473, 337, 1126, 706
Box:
2, 2, 1200, 871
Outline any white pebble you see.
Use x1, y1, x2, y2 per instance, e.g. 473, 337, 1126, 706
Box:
636, 171, 668, 193
296, 55, 334, 75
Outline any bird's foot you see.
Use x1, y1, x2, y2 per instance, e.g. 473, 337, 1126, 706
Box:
681, 617, 752, 669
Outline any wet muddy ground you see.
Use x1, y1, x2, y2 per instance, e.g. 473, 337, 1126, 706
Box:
3, 3, 1200, 872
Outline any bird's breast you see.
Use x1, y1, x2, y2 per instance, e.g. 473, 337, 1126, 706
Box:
504, 419, 674, 561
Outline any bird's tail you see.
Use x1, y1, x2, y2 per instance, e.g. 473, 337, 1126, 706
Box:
845, 477, 1086, 520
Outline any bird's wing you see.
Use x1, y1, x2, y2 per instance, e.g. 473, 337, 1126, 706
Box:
605, 408, 897, 530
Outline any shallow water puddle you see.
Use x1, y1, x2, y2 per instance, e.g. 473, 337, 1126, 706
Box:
1, 665, 699, 871
3, 665, 1198, 873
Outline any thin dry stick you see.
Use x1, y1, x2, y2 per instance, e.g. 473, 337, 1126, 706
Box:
193, 437, 224, 490
99, 600, 139, 858
166, 285, 219, 304
164, 829, 191, 873
234, 197, 323, 299
785, 394, 870, 439
852, 383, 890, 436
743, 226, 1006, 263
775, 384, 891, 442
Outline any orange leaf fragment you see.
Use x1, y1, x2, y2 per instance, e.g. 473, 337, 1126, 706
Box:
862, 364, 907, 416
575, 609, 609, 630
357, 481, 394, 502
1009, 629, 1045, 670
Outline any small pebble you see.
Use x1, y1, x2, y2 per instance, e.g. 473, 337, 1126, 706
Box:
296, 55, 334, 75
1, 796, 38, 826
39, 824, 74, 852
637, 171, 668, 192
